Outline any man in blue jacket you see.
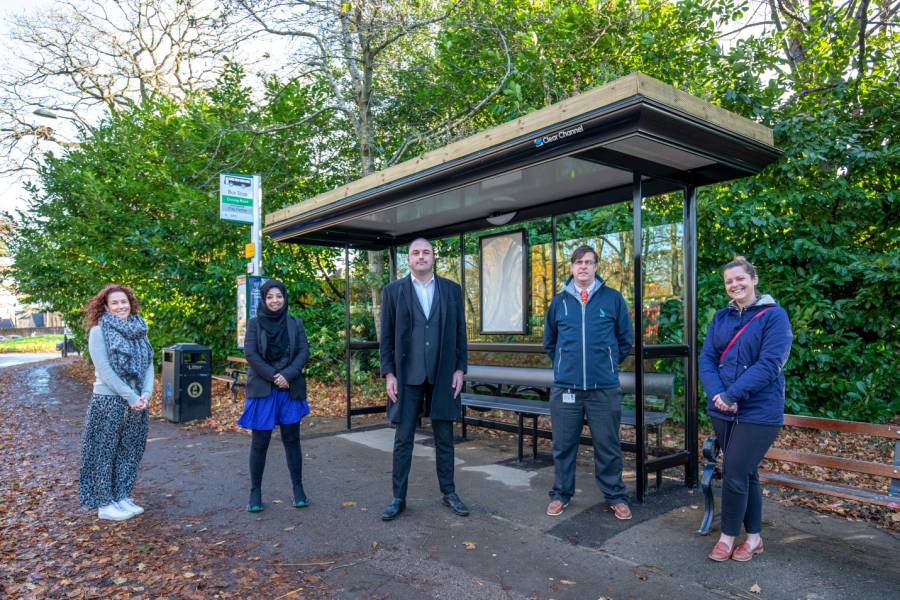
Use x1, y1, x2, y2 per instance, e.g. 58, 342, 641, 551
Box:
543, 245, 633, 519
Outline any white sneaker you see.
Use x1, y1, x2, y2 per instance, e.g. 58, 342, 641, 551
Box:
97, 502, 133, 521
117, 498, 144, 516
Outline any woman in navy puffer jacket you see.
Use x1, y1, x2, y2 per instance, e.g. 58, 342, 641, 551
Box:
699, 256, 792, 563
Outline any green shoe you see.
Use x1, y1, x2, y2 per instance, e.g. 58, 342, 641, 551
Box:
247, 488, 263, 512
292, 483, 309, 508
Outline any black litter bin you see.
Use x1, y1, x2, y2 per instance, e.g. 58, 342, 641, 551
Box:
161, 343, 211, 423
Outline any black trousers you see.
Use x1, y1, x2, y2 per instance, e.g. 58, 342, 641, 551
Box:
392, 381, 455, 499
712, 417, 780, 536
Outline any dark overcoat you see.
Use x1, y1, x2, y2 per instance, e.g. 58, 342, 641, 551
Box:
379, 274, 467, 423
244, 315, 310, 400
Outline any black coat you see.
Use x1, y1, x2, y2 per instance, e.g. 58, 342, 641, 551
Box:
380, 274, 467, 423
244, 315, 309, 400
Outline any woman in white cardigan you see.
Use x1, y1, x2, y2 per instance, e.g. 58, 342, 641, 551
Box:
79, 284, 154, 521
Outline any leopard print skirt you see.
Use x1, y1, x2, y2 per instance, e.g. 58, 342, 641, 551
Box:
79, 394, 149, 508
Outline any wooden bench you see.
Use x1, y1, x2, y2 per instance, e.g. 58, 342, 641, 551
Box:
698, 415, 900, 534
460, 365, 675, 466
211, 355, 248, 402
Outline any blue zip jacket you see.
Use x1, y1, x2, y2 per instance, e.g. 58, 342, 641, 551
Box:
699, 294, 793, 426
544, 276, 633, 390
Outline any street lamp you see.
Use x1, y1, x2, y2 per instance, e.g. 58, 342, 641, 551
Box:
33, 108, 58, 119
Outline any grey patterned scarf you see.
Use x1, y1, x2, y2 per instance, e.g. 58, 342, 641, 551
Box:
100, 312, 153, 394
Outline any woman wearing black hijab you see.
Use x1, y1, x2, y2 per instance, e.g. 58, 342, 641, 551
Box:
237, 280, 311, 511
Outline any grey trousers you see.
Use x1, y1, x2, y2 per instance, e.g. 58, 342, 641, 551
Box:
79, 394, 149, 508
549, 386, 629, 504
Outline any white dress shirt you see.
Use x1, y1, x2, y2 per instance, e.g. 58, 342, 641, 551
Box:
412, 274, 436, 317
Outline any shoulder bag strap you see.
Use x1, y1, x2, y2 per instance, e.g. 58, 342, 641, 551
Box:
718, 307, 773, 364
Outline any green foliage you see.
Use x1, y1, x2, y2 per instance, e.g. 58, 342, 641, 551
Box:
0, 335, 63, 353
4, 65, 350, 373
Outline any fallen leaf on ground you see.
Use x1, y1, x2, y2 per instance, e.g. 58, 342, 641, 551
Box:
463, 541, 477, 550
341, 501, 357, 507
559, 579, 576, 585
750, 582, 762, 594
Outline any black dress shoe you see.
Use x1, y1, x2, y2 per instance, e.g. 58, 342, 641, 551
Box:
442, 492, 470, 516
381, 497, 406, 521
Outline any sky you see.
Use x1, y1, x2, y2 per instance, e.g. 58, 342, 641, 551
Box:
0, 0, 55, 214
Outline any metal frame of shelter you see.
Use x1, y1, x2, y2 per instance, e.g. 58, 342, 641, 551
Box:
264, 72, 780, 502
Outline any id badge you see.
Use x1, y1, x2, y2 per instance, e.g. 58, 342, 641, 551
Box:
562, 392, 576, 404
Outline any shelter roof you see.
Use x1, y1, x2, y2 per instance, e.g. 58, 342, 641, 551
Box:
265, 72, 779, 249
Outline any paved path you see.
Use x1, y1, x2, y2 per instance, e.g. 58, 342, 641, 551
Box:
0, 353, 59, 368
9, 360, 900, 599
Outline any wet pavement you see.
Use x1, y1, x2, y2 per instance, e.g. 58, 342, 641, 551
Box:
6, 360, 900, 599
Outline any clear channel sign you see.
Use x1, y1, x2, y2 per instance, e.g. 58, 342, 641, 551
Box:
219, 173, 258, 223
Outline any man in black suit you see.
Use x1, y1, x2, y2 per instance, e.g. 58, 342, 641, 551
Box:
379, 238, 469, 520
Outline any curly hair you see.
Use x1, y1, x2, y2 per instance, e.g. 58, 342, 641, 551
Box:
83, 284, 141, 331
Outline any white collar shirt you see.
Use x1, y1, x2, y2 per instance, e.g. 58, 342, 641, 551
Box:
411, 274, 436, 317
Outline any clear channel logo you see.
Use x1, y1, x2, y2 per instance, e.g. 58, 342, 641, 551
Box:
533, 124, 585, 148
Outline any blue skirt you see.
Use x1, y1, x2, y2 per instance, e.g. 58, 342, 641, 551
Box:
236, 388, 310, 430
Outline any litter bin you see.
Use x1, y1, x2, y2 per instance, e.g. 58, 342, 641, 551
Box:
161, 343, 212, 423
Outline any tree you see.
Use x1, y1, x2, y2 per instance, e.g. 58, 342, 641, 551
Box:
231, 0, 515, 337
3, 66, 354, 376
0, 0, 250, 173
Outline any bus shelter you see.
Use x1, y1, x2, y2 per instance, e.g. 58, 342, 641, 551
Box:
264, 72, 780, 501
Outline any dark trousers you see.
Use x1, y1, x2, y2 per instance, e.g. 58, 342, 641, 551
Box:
392, 381, 455, 499
712, 417, 780, 536
549, 387, 629, 504
249, 422, 304, 495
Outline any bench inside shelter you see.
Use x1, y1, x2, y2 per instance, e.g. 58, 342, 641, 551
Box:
461, 364, 675, 486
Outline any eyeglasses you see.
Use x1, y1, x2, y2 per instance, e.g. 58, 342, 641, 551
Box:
572, 260, 596, 266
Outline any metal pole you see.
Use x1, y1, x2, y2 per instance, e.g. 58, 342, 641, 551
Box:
632, 173, 646, 502
252, 174, 263, 275
551, 215, 558, 292
344, 245, 352, 430
683, 186, 699, 487
389, 246, 398, 282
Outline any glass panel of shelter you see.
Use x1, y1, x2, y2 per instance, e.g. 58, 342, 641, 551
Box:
343, 189, 691, 495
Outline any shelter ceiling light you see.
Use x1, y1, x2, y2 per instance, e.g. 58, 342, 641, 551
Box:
486, 211, 517, 226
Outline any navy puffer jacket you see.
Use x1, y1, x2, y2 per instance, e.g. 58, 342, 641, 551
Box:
699, 294, 793, 425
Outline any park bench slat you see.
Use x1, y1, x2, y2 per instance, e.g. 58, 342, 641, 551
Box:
759, 470, 900, 508
699, 414, 900, 535
765, 447, 900, 479
782, 415, 900, 439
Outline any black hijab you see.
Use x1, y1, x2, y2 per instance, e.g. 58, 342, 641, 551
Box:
256, 279, 290, 364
